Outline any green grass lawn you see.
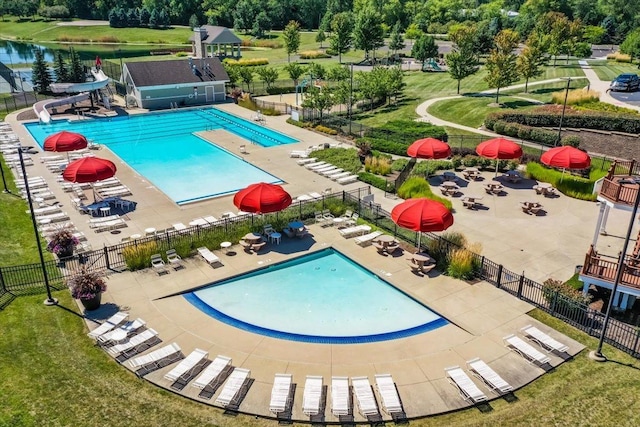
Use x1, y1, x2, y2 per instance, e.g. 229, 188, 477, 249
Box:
2, 292, 639, 426
587, 60, 640, 81
427, 95, 541, 128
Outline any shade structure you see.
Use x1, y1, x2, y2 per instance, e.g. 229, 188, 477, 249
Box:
476, 138, 523, 177
540, 146, 591, 169
43, 131, 88, 153
391, 198, 454, 250
62, 157, 117, 183
233, 182, 292, 214
407, 138, 451, 159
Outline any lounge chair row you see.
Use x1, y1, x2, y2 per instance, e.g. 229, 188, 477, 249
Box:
504, 325, 569, 365
268, 373, 403, 418
298, 159, 359, 185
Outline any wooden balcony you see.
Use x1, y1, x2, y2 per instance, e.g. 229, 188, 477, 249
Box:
581, 245, 640, 291
598, 160, 640, 206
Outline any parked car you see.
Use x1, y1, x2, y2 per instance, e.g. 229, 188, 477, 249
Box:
610, 73, 640, 92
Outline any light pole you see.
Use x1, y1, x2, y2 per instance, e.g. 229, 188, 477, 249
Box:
590, 177, 640, 361
17, 148, 58, 306
556, 77, 571, 146
349, 62, 354, 135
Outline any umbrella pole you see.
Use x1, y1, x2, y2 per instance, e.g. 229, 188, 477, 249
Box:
417, 231, 421, 252
494, 160, 499, 178
561, 168, 565, 183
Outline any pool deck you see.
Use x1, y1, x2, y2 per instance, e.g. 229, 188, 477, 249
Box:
4, 102, 633, 422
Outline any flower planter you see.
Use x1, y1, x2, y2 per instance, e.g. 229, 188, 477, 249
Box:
80, 293, 102, 311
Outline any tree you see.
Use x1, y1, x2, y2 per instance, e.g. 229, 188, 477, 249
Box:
446, 25, 479, 94
316, 30, 326, 48
233, 0, 256, 33
282, 20, 301, 63
189, 14, 199, 29
284, 62, 305, 86
411, 34, 438, 69
484, 29, 520, 104
388, 22, 405, 58
31, 49, 51, 94
53, 51, 68, 83
621, 29, 640, 64
149, 9, 159, 28
404, 23, 421, 49
224, 64, 241, 87
139, 7, 151, 26
517, 32, 547, 93
238, 66, 254, 92
327, 65, 350, 82
255, 66, 278, 89
252, 10, 271, 38
307, 62, 326, 80
68, 47, 84, 83
301, 85, 334, 122
541, 12, 570, 66
330, 12, 353, 63
127, 8, 140, 27
353, 8, 385, 61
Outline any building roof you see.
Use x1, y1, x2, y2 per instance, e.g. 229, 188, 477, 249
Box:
189, 26, 242, 44
124, 58, 229, 87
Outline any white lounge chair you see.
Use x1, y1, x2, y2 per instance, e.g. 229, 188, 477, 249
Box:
302, 375, 323, 416
106, 328, 158, 356
309, 162, 332, 171
87, 311, 129, 339
269, 373, 292, 414
503, 334, 551, 365
90, 218, 127, 232
29, 205, 62, 215
98, 318, 146, 344
189, 217, 209, 227
164, 348, 208, 382
466, 358, 513, 394
305, 161, 327, 169
203, 215, 219, 224
315, 165, 338, 174
171, 222, 188, 233
321, 168, 344, 177
337, 175, 359, 185
331, 376, 350, 416
36, 212, 69, 224
445, 366, 488, 403
192, 355, 232, 389
296, 157, 317, 165
352, 376, 379, 417
520, 325, 569, 353
127, 343, 183, 370
290, 150, 310, 158
220, 211, 236, 219
98, 186, 132, 197
215, 368, 250, 407
197, 246, 223, 267
339, 224, 371, 238
354, 231, 383, 246
374, 374, 403, 414
331, 172, 351, 181
88, 214, 121, 224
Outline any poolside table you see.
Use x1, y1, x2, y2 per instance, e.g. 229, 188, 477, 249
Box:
375, 235, 397, 246
412, 253, 435, 267
289, 221, 304, 230
244, 232, 263, 243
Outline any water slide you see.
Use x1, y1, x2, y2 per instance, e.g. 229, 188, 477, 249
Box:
33, 69, 110, 123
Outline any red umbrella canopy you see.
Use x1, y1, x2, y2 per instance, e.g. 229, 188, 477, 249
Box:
475, 137, 523, 160
540, 146, 591, 169
63, 157, 117, 183
407, 138, 452, 159
391, 198, 454, 232
233, 182, 292, 214
44, 131, 88, 153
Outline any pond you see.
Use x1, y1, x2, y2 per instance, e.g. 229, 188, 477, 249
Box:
0, 40, 55, 65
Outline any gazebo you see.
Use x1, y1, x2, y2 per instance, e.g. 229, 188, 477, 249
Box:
191, 26, 242, 59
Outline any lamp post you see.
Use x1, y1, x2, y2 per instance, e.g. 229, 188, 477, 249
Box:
17, 148, 57, 306
556, 77, 571, 146
590, 177, 640, 361
349, 62, 354, 135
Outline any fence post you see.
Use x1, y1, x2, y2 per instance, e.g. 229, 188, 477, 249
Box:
104, 245, 110, 270
479, 256, 485, 278
550, 290, 558, 315
496, 264, 503, 288
632, 328, 640, 358
517, 271, 524, 298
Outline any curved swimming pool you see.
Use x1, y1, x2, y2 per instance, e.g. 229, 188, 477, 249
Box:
184, 248, 448, 344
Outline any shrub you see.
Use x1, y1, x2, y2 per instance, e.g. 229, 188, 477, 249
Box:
493, 120, 506, 134
223, 58, 269, 66
122, 241, 160, 270
411, 160, 453, 177
299, 50, 331, 59
526, 162, 597, 200
311, 147, 361, 173
551, 88, 600, 105
561, 135, 581, 147
447, 242, 482, 280
325, 49, 337, 56
606, 52, 631, 62
315, 125, 338, 135
286, 118, 313, 129
391, 158, 409, 171
427, 231, 466, 271
396, 177, 453, 210
364, 156, 392, 175
542, 278, 592, 306
358, 172, 394, 192
573, 101, 638, 115
237, 97, 280, 115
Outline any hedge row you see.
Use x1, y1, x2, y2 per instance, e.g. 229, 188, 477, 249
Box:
222, 58, 269, 66
360, 120, 448, 156
358, 172, 395, 192
485, 108, 640, 134
488, 119, 582, 147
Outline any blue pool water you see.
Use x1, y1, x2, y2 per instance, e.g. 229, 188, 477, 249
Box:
184, 249, 448, 344
24, 108, 297, 204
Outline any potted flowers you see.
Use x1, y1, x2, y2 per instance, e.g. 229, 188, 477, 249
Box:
46, 227, 79, 259
67, 269, 107, 311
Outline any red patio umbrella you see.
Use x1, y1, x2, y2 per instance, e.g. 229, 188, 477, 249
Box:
407, 138, 451, 159
63, 157, 117, 183
44, 131, 88, 154
233, 182, 292, 214
540, 146, 591, 169
476, 137, 523, 177
391, 198, 454, 249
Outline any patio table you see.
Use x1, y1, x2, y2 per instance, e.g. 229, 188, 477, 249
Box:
244, 232, 262, 243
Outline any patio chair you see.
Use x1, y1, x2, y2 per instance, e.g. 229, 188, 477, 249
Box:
344, 213, 359, 227
445, 366, 488, 403
106, 328, 159, 357
354, 231, 384, 247
192, 355, 232, 389
337, 175, 358, 185
164, 348, 209, 383
351, 376, 379, 417
98, 318, 147, 344
166, 249, 185, 270
374, 374, 403, 414
520, 325, 569, 353
263, 224, 276, 237
87, 311, 129, 339
503, 334, 551, 365
151, 254, 169, 275
466, 358, 513, 394
215, 368, 251, 407
197, 246, 223, 267
302, 375, 323, 416
269, 373, 292, 414
127, 343, 183, 372
331, 376, 350, 416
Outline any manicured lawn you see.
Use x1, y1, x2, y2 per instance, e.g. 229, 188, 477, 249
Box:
427, 95, 540, 128
502, 77, 590, 102
2, 292, 639, 426
587, 60, 640, 81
